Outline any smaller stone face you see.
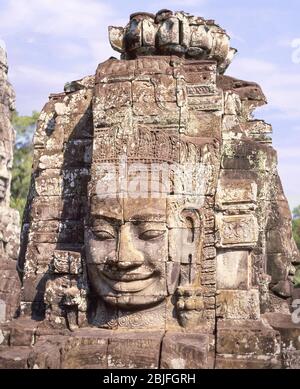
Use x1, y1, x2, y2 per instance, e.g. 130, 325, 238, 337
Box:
0, 43, 20, 323
0, 45, 14, 208
0, 105, 13, 207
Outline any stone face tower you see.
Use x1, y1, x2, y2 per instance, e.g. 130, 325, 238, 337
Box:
0, 11, 299, 369
0, 42, 20, 323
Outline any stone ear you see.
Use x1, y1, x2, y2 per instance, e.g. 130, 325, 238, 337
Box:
180, 208, 201, 240
179, 209, 202, 265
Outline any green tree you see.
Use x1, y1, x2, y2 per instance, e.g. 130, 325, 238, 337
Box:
295, 267, 300, 287
293, 205, 300, 219
292, 207, 300, 250
10, 111, 39, 219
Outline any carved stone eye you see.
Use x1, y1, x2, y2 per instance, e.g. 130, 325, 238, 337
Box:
139, 230, 165, 241
93, 230, 115, 241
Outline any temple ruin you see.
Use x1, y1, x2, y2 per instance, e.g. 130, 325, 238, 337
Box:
0, 42, 20, 324
0, 10, 299, 369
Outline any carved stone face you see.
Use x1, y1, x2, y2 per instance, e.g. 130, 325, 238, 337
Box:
85, 192, 204, 315
85, 197, 169, 309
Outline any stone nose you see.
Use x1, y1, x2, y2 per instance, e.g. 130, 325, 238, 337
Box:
117, 224, 144, 269
0, 168, 9, 181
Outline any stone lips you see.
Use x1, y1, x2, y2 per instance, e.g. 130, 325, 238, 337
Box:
0, 10, 299, 369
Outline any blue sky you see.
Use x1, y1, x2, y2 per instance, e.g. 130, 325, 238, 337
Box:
0, 0, 299, 209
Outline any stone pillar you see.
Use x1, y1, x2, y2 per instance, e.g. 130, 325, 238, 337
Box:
213, 75, 300, 368
0, 42, 20, 323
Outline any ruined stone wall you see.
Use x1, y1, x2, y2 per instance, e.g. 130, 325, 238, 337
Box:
18, 76, 94, 322
0, 43, 20, 322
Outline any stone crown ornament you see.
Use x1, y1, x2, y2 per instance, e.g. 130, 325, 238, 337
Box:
109, 9, 237, 73
92, 127, 217, 164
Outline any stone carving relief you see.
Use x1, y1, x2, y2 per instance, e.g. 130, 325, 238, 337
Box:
0, 42, 20, 324
0, 10, 299, 369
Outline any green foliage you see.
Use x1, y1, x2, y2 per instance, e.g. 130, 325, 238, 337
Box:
10, 111, 38, 219
12, 110, 39, 136
294, 267, 300, 288
292, 208, 300, 250
293, 205, 300, 219
10, 144, 33, 218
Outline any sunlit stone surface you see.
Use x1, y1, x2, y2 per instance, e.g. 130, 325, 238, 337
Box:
0, 42, 20, 325
0, 11, 299, 369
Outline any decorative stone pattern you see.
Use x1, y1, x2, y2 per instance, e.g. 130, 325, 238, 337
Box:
0, 10, 299, 369
0, 42, 20, 323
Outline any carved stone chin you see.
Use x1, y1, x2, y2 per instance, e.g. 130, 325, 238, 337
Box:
0, 10, 299, 369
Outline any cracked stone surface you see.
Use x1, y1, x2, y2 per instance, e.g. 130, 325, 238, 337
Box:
0, 42, 20, 325
0, 10, 299, 369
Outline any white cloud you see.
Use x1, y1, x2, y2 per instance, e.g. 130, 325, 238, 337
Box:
291, 125, 300, 132
172, 0, 206, 5
10, 64, 78, 87
0, 0, 116, 63
277, 162, 300, 208
229, 57, 300, 120
88, 40, 115, 64
0, 39, 6, 50
9, 64, 85, 114
277, 147, 300, 159
277, 38, 295, 48
228, 56, 300, 208
55, 42, 89, 60
150, 0, 207, 10
0, 0, 112, 36
227, 30, 245, 44
0, 0, 120, 115
229, 58, 276, 74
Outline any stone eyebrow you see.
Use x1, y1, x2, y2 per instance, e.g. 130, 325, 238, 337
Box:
129, 214, 165, 222
91, 215, 123, 225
